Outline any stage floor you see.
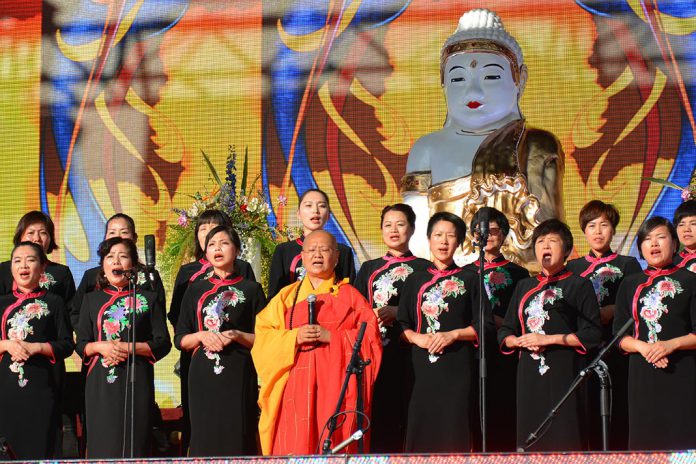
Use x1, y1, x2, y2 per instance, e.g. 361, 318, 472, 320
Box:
19, 451, 696, 464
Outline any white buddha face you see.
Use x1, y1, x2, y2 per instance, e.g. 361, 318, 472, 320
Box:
443, 52, 521, 132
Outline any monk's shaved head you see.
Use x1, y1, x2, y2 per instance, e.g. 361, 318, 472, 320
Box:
302, 230, 337, 251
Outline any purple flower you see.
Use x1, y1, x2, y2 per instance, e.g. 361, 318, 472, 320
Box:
178, 214, 188, 226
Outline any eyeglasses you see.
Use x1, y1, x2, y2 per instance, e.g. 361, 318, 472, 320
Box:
302, 247, 335, 255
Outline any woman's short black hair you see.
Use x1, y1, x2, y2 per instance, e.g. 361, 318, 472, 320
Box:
532, 219, 574, 258
636, 216, 678, 259
11, 241, 48, 266
427, 212, 467, 247
579, 200, 620, 231
471, 207, 510, 238
380, 203, 416, 230
13, 211, 58, 254
673, 200, 696, 227
96, 237, 139, 289
194, 210, 233, 260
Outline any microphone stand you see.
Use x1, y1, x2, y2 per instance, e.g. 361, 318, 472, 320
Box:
321, 322, 370, 455
126, 269, 139, 459
520, 317, 633, 451
475, 233, 489, 452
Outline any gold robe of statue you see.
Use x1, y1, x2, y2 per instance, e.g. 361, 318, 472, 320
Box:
402, 119, 564, 270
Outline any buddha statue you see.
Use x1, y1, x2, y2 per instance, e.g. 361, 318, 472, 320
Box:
401, 8, 564, 269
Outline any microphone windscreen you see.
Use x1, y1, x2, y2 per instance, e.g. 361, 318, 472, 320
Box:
144, 234, 156, 267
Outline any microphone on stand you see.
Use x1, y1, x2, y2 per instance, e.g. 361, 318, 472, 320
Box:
330, 430, 364, 454
307, 294, 317, 325
475, 208, 490, 247
144, 234, 157, 286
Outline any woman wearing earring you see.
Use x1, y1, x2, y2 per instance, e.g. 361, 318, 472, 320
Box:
267, 189, 355, 299
175, 225, 265, 456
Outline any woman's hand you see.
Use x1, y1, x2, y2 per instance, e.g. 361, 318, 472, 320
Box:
199, 331, 225, 352
95, 340, 129, 366
516, 333, 552, 352
427, 331, 456, 355
636, 340, 671, 368
408, 332, 431, 350
1, 340, 31, 362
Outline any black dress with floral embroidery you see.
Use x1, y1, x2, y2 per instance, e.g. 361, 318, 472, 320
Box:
673, 249, 696, 273
613, 265, 696, 450
76, 287, 171, 459
498, 270, 601, 451
174, 274, 266, 456
463, 256, 529, 452
267, 237, 356, 299
567, 251, 642, 450
397, 264, 486, 452
167, 258, 256, 453
0, 289, 73, 459
354, 252, 430, 453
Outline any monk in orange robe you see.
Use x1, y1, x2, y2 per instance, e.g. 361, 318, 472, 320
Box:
252, 230, 382, 455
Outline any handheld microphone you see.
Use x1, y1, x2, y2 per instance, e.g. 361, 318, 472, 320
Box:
144, 234, 157, 285
307, 294, 317, 325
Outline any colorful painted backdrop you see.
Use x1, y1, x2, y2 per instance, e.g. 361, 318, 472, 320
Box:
1, 0, 694, 406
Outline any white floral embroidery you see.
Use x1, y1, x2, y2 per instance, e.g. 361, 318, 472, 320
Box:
421, 277, 466, 363
201, 288, 246, 374
6, 300, 50, 387
524, 287, 563, 375
639, 277, 682, 343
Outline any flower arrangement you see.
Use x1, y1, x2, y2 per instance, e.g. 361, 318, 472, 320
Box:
162, 146, 295, 292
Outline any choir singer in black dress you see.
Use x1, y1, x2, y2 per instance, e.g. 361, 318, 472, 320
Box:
463, 207, 529, 452
354, 203, 430, 452
175, 225, 265, 456
0, 242, 74, 459
397, 212, 488, 452
613, 216, 696, 450
167, 209, 256, 453
566, 200, 641, 450
498, 219, 601, 451
76, 238, 171, 458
